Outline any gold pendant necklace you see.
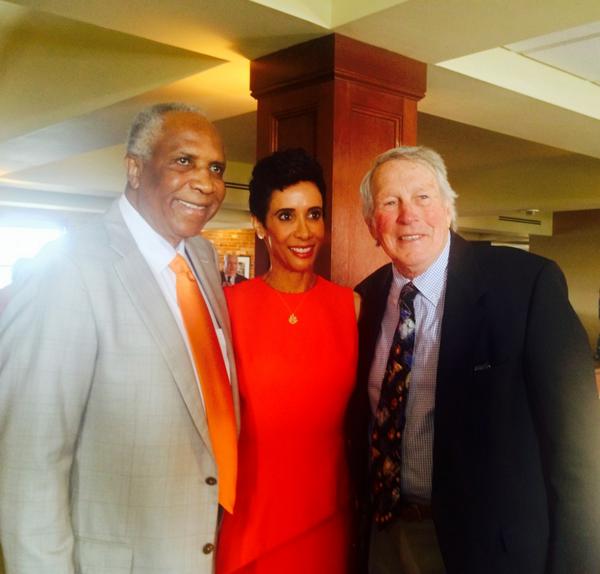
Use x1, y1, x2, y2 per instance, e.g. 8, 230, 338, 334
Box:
271, 288, 309, 325
263, 275, 316, 325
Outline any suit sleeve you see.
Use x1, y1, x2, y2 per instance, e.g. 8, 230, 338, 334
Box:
0, 252, 97, 574
523, 260, 600, 573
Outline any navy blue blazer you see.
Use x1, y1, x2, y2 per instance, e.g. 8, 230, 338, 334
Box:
350, 233, 600, 574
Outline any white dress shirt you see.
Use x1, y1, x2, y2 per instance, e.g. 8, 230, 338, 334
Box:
119, 194, 231, 408
368, 233, 450, 502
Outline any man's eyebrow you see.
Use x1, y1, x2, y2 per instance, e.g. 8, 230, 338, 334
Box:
169, 148, 195, 157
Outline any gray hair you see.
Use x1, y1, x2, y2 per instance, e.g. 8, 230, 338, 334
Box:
126, 102, 203, 160
359, 146, 458, 230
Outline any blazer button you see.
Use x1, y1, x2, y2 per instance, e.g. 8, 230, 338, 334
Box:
203, 543, 215, 554
205, 476, 217, 485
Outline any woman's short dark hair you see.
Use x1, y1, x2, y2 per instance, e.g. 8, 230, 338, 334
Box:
249, 148, 326, 224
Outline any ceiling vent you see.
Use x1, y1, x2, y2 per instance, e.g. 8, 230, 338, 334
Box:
498, 215, 542, 226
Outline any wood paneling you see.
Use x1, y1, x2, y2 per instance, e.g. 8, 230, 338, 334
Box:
251, 34, 426, 100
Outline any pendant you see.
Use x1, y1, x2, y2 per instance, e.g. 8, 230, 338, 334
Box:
288, 313, 298, 325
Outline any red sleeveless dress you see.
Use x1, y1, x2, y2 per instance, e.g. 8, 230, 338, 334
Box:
216, 276, 358, 574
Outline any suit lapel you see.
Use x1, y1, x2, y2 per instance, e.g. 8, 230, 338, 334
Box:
357, 264, 394, 383
186, 239, 228, 333
103, 203, 214, 456
435, 234, 488, 429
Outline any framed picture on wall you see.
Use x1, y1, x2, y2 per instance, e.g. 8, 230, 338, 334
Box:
237, 255, 251, 279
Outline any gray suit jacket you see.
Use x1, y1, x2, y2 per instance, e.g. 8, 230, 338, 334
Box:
0, 202, 239, 574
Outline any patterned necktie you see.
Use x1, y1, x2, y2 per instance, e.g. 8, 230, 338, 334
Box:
170, 254, 237, 513
371, 282, 418, 526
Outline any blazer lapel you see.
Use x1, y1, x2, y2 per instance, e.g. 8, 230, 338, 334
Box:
357, 264, 394, 383
435, 233, 488, 431
103, 203, 214, 456
186, 238, 228, 333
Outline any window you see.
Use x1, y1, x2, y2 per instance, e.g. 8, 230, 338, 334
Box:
0, 226, 64, 288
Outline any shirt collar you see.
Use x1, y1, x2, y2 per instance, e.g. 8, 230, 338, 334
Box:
119, 194, 185, 273
391, 231, 451, 307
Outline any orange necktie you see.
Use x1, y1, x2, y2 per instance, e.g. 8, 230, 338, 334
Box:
170, 254, 237, 513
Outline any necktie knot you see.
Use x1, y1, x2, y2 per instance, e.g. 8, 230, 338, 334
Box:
169, 253, 187, 274
170, 254, 195, 281
400, 282, 418, 305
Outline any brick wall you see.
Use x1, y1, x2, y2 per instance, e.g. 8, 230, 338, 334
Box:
201, 228, 256, 278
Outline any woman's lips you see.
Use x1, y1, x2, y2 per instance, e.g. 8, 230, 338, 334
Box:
289, 245, 314, 258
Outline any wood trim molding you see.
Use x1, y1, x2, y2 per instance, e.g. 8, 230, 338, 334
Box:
251, 34, 426, 100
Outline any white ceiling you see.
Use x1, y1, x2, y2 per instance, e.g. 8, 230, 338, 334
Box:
1, 0, 599, 233
508, 21, 600, 85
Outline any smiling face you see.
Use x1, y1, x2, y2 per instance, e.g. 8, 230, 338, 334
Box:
369, 159, 451, 278
125, 111, 226, 246
254, 181, 325, 277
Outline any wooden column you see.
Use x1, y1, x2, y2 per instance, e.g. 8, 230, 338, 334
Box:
250, 34, 426, 287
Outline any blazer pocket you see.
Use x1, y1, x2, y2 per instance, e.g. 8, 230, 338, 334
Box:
76, 537, 133, 574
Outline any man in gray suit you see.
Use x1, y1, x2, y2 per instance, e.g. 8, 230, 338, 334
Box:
0, 103, 239, 573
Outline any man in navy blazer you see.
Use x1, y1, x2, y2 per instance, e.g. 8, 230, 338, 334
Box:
351, 146, 600, 574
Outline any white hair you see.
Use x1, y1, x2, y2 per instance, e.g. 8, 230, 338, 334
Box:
359, 146, 458, 230
126, 102, 203, 160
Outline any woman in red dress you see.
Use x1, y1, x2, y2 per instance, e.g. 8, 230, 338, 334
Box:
216, 149, 360, 574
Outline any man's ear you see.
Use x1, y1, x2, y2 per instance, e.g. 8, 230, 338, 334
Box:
125, 155, 144, 190
251, 215, 267, 240
366, 218, 382, 247
366, 217, 379, 242
444, 203, 453, 231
